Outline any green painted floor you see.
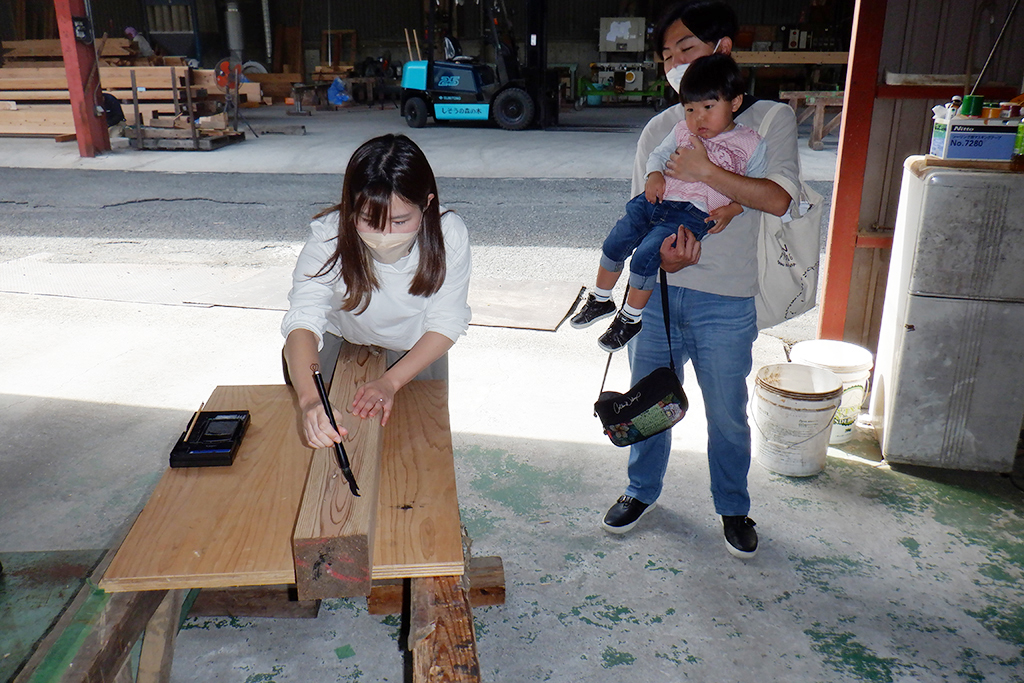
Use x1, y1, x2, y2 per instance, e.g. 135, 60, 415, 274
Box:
162, 431, 1024, 683
0, 550, 104, 682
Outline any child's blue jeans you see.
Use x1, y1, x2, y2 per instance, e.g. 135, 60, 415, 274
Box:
601, 194, 711, 291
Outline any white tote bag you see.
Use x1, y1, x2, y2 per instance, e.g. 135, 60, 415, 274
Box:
754, 102, 824, 330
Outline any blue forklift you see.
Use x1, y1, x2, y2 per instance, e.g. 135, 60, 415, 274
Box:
400, 0, 557, 131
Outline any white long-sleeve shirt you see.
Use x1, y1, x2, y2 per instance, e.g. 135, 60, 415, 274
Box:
281, 209, 472, 352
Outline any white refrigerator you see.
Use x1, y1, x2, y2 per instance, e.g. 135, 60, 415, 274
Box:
870, 156, 1024, 472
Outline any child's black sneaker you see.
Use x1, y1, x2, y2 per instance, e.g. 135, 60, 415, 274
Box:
570, 293, 617, 328
722, 515, 758, 558
598, 312, 642, 352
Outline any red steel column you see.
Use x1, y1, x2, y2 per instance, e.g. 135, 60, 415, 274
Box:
54, 0, 110, 157
816, 0, 886, 339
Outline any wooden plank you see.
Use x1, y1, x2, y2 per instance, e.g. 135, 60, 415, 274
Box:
0, 90, 71, 100
409, 576, 481, 683
100, 386, 314, 592
0, 104, 74, 134
188, 585, 320, 619
137, 589, 186, 683
368, 556, 505, 615
3, 38, 132, 58
292, 345, 387, 600
98, 377, 466, 595
921, 155, 1020, 173
373, 379, 465, 579
732, 50, 849, 65
0, 66, 183, 91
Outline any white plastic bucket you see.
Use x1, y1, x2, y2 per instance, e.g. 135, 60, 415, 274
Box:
752, 363, 843, 477
790, 340, 874, 444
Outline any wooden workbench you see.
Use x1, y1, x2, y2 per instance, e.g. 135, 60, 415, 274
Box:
22, 377, 491, 683
101, 383, 464, 592
780, 89, 844, 151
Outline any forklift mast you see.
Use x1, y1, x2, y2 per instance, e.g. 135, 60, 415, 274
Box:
486, 0, 523, 86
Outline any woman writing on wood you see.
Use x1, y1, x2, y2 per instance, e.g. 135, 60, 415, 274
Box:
282, 134, 472, 448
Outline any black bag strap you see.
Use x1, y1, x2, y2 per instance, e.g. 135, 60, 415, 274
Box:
597, 270, 674, 396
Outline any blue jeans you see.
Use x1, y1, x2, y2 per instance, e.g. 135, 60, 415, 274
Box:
624, 285, 758, 516
601, 194, 711, 291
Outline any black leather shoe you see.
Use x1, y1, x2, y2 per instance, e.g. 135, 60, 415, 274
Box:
601, 495, 655, 534
598, 312, 642, 352
570, 293, 617, 328
723, 515, 758, 558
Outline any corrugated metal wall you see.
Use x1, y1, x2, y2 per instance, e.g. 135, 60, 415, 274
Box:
865, 0, 1024, 234
844, 0, 1024, 348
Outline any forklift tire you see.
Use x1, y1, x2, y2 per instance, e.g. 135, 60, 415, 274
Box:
493, 87, 535, 131
404, 97, 428, 128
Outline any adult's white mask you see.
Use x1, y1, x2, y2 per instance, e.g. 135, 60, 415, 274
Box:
358, 230, 418, 264
665, 39, 722, 93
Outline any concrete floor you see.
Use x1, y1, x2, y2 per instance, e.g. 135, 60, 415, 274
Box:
2, 104, 1024, 683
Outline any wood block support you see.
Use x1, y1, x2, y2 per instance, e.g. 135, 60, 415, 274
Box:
292, 344, 387, 600
409, 576, 481, 683
137, 589, 187, 683
189, 585, 321, 619
368, 556, 506, 615
53, 0, 109, 156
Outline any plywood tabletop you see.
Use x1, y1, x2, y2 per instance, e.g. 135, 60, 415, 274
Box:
101, 380, 464, 592
101, 386, 311, 592
374, 380, 464, 579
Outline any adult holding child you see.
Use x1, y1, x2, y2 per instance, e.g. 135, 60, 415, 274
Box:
282, 134, 472, 449
599, 0, 800, 559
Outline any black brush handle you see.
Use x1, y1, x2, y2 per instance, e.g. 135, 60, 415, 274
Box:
311, 367, 361, 497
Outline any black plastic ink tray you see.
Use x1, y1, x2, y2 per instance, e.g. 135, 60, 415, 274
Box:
169, 410, 251, 468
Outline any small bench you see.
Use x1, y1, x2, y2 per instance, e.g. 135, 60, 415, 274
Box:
779, 90, 844, 151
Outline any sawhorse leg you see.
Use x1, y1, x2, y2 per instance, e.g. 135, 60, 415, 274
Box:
408, 576, 481, 683
137, 589, 187, 683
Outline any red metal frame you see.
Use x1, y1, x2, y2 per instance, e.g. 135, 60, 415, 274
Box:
54, 0, 110, 157
816, 0, 886, 340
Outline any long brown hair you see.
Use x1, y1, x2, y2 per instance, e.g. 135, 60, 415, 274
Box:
313, 134, 446, 313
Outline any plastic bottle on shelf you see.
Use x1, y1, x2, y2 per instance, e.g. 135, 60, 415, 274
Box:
1012, 118, 1024, 171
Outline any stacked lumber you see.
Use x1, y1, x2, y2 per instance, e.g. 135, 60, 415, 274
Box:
243, 72, 303, 100
1, 38, 143, 66
0, 65, 262, 138
312, 64, 354, 83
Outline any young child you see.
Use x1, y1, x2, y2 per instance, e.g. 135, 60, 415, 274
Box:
571, 54, 767, 352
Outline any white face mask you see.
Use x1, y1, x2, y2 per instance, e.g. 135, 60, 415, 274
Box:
358, 230, 418, 264
665, 39, 722, 93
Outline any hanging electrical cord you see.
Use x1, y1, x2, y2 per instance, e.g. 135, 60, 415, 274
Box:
969, 0, 1021, 96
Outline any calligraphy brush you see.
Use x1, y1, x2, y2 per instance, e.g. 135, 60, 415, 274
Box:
311, 364, 360, 496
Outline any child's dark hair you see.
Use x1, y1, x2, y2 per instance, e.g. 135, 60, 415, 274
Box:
679, 54, 745, 104
313, 134, 446, 313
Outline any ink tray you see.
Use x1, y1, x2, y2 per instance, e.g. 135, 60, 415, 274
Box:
169, 410, 251, 468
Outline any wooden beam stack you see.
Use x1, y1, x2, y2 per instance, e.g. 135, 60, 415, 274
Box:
0, 65, 263, 138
